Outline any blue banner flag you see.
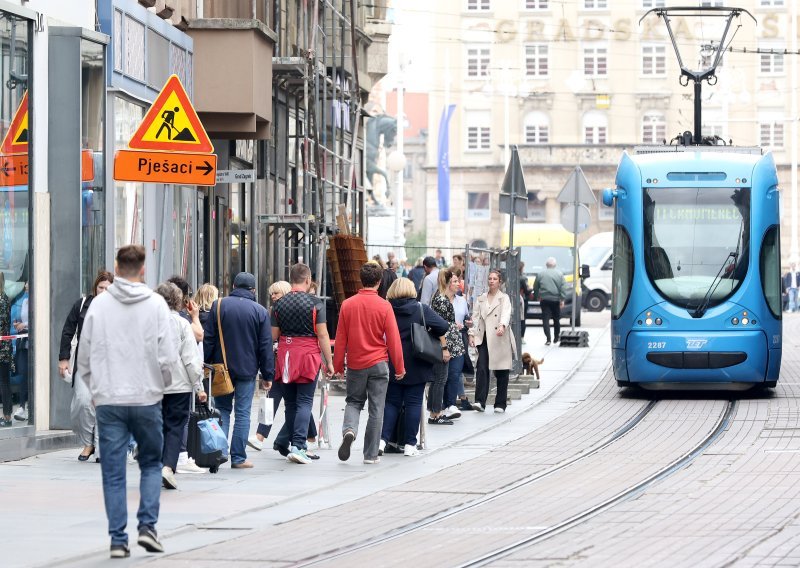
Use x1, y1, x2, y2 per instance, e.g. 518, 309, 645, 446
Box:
437, 104, 456, 222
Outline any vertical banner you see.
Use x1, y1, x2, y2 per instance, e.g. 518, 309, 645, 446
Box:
437, 104, 456, 222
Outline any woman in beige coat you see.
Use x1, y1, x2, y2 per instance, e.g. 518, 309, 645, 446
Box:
468, 269, 516, 413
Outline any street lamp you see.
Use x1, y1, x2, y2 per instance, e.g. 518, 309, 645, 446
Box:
387, 149, 406, 248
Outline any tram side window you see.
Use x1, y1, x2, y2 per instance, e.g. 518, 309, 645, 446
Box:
759, 225, 781, 319
611, 225, 633, 319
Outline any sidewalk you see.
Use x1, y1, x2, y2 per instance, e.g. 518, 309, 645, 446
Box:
3, 315, 610, 567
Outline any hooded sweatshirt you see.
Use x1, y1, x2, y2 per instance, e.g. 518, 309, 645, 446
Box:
77, 277, 177, 407
164, 311, 204, 395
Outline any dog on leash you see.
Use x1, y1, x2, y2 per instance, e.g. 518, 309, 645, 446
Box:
521, 352, 543, 381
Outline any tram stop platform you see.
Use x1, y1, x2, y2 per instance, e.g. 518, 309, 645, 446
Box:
5, 314, 612, 567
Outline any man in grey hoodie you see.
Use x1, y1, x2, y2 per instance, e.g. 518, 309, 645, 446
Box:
77, 245, 177, 559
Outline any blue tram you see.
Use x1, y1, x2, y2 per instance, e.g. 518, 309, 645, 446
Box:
602, 148, 782, 389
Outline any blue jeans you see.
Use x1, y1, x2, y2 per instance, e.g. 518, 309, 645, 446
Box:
277, 380, 318, 450
789, 288, 799, 312
96, 403, 163, 546
215, 377, 256, 465
445, 354, 465, 409
261, 380, 318, 441
381, 381, 425, 447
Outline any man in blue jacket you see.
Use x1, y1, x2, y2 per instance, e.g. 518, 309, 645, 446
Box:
203, 272, 274, 468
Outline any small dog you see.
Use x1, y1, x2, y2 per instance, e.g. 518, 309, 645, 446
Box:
521, 352, 544, 381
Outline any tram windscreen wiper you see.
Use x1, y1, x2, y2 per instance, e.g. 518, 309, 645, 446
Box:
691, 251, 737, 319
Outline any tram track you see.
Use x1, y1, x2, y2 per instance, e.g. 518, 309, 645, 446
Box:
293, 399, 661, 567
294, 398, 735, 568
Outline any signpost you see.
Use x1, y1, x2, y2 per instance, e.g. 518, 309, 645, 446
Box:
499, 145, 527, 367
557, 166, 595, 345
216, 169, 256, 184
114, 75, 217, 186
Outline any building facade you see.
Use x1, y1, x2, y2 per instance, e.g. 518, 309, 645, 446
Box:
423, 0, 800, 259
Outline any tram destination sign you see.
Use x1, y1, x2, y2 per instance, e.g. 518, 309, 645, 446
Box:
114, 150, 217, 186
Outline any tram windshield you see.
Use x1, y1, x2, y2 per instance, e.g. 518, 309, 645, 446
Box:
643, 187, 750, 311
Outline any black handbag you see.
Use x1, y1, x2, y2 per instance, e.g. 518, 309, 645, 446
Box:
410, 303, 443, 364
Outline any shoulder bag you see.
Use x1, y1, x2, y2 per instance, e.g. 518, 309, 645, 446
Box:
63, 297, 87, 384
410, 303, 444, 365
210, 298, 235, 397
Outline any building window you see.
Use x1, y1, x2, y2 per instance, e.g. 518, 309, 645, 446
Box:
642, 112, 666, 144
466, 0, 491, 10
467, 126, 491, 150
759, 0, 784, 5
524, 112, 549, 144
700, 0, 724, 6
759, 48, 784, 74
467, 192, 490, 220
113, 10, 123, 71
583, 0, 607, 8
114, 97, 145, 251
466, 47, 490, 78
760, 121, 784, 148
642, 0, 665, 7
526, 192, 546, 221
584, 46, 608, 77
525, 44, 548, 77
124, 15, 145, 81
525, 0, 548, 8
583, 111, 608, 144
642, 45, 666, 76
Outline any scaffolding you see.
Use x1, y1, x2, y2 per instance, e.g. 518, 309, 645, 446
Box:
265, 0, 379, 309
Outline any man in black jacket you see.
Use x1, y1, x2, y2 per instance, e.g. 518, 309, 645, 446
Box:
203, 272, 274, 468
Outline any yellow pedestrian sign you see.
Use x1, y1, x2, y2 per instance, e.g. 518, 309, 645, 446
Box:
128, 75, 213, 153
1, 91, 28, 154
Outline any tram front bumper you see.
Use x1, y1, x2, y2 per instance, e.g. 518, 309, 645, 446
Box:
622, 330, 769, 385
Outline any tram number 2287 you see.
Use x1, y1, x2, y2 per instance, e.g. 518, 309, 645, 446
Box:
647, 342, 666, 349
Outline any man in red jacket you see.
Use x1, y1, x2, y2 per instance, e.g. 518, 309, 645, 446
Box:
334, 263, 405, 464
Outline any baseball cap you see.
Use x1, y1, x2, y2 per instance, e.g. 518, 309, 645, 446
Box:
233, 272, 256, 290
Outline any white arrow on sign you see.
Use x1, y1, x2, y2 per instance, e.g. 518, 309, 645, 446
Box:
557, 166, 596, 205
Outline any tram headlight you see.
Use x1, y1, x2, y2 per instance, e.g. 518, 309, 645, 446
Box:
645, 317, 653, 325
731, 317, 739, 325
741, 317, 749, 325
655, 317, 662, 325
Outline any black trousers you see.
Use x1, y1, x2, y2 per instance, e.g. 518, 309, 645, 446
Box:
540, 300, 561, 342
0, 362, 10, 417
474, 334, 510, 410
162, 392, 191, 472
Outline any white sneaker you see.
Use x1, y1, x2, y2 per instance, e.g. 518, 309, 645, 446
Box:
379, 439, 386, 456
363, 457, 381, 464
403, 444, 419, 457
161, 466, 178, 490
471, 402, 484, 412
494, 407, 505, 414
445, 405, 461, 420
247, 435, 263, 451
13, 406, 28, 421
176, 458, 206, 474
177, 451, 189, 466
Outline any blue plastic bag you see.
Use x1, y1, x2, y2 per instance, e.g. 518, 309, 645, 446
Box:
197, 417, 228, 454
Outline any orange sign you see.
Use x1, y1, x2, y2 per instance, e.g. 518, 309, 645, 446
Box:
82, 149, 95, 182
1, 91, 28, 155
0, 154, 28, 187
114, 150, 217, 186
128, 75, 213, 153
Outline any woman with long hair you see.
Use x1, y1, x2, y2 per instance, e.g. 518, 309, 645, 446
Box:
468, 269, 517, 413
58, 270, 114, 460
0, 272, 13, 427
429, 268, 465, 423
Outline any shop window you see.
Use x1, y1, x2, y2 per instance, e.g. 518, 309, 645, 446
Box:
81, 39, 107, 295
467, 192, 490, 220
173, 186, 195, 281
113, 97, 144, 252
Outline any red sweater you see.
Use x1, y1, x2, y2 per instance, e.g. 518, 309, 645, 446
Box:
333, 289, 405, 375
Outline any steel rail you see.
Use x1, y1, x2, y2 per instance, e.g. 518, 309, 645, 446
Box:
292, 398, 660, 567
459, 399, 737, 568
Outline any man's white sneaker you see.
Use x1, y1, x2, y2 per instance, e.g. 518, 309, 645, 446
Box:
379, 439, 386, 456
176, 459, 205, 474
161, 466, 178, 490
494, 407, 505, 414
13, 407, 28, 421
363, 457, 381, 464
471, 402, 484, 412
445, 405, 461, 419
247, 435, 263, 451
403, 444, 419, 457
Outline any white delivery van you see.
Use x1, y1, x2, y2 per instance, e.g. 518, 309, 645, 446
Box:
579, 231, 613, 311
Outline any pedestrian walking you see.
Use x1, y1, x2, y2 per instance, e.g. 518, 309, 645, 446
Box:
168, 276, 204, 342
334, 262, 405, 464
271, 264, 334, 464
377, 259, 398, 299
0, 272, 14, 427
202, 272, 274, 469
419, 256, 439, 305
533, 257, 567, 345
783, 263, 800, 312
58, 270, 114, 461
381, 278, 448, 456
408, 258, 425, 292
77, 244, 177, 558
468, 269, 517, 413
430, 268, 466, 423
451, 269, 475, 412
12, 281, 29, 422
154, 283, 206, 490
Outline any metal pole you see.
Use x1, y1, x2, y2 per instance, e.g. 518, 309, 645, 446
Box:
792, 0, 799, 261
570, 169, 579, 332
693, 80, 702, 145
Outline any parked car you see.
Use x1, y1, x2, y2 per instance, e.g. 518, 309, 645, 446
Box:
580, 231, 613, 312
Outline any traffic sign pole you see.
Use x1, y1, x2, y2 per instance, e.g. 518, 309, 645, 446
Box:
571, 174, 579, 332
